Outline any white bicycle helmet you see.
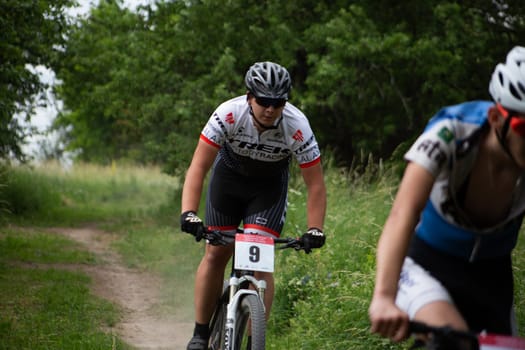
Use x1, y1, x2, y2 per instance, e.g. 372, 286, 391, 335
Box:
245, 61, 291, 99
489, 45, 525, 113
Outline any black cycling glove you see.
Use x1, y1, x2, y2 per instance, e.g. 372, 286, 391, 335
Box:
301, 227, 326, 253
180, 211, 205, 241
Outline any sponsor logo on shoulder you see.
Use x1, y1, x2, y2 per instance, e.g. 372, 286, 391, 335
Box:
437, 126, 454, 143
292, 129, 304, 142
416, 139, 446, 167
225, 112, 235, 124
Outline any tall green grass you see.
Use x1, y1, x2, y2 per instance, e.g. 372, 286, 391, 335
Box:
267, 160, 404, 349
0, 160, 524, 349
0, 161, 178, 226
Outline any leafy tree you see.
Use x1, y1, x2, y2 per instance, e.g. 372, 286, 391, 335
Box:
52, 0, 525, 171
53, 0, 148, 163
0, 0, 72, 161
303, 2, 525, 165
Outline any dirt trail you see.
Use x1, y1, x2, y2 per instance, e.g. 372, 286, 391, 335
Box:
50, 227, 193, 350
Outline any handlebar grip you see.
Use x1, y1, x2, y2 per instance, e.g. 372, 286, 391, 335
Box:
409, 321, 431, 333
203, 229, 230, 246
408, 320, 479, 349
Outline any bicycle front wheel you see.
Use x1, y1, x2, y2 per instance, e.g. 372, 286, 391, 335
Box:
234, 294, 266, 350
209, 286, 229, 350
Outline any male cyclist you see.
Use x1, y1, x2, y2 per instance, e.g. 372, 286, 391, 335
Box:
180, 61, 327, 350
369, 46, 525, 341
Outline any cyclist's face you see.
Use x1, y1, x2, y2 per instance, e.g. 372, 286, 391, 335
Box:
249, 94, 286, 128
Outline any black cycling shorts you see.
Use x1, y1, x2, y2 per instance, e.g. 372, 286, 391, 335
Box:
205, 160, 289, 237
408, 236, 515, 334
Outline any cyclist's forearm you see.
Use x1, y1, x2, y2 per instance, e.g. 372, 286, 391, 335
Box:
181, 163, 208, 212
181, 140, 218, 213
374, 162, 434, 297
181, 179, 204, 213
373, 216, 413, 298
373, 200, 422, 298
373, 202, 424, 299
306, 183, 326, 229
300, 162, 326, 229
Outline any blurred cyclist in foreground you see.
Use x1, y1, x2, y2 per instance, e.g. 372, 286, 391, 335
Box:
369, 46, 525, 341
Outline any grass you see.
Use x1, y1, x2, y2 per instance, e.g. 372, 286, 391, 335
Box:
268, 163, 403, 349
0, 227, 128, 350
0, 227, 96, 263
0, 161, 178, 226
0, 160, 524, 349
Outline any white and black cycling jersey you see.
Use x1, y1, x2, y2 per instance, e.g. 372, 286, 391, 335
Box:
200, 95, 321, 177
405, 100, 525, 260
200, 95, 321, 236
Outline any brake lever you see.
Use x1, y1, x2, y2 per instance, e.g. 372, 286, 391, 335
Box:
278, 238, 304, 251
205, 230, 228, 246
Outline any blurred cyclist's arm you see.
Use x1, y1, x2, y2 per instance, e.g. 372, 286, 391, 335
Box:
181, 139, 219, 214
300, 162, 327, 231
369, 162, 434, 342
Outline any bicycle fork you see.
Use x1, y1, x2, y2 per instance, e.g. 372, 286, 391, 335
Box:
223, 275, 267, 349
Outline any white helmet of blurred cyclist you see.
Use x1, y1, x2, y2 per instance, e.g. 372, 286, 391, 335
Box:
489, 46, 525, 113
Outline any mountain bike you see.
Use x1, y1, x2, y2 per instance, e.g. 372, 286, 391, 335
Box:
408, 320, 525, 350
201, 228, 311, 350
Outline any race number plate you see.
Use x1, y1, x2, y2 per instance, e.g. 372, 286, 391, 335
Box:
234, 234, 275, 272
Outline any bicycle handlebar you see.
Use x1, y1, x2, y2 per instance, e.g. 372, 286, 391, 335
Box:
201, 228, 308, 252
409, 321, 479, 349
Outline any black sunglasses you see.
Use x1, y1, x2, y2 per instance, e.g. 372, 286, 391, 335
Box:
254, 96, 287, 108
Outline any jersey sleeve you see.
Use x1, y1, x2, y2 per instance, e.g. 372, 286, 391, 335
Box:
404, 119, 455, 177
289, 119, 321, 168
200, 101, 235, 148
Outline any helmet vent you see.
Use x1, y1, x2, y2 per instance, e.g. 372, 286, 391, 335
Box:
519, 81, 525, 95
498, 71, 504, 85
510, 84, 522, 101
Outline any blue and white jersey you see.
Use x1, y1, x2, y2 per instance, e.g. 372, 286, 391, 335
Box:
405, 101, 525, 260
200, 95, 321, 177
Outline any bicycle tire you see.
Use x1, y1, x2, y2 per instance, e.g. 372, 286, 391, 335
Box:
209, 285, 229, 350
234, 294, 266, 350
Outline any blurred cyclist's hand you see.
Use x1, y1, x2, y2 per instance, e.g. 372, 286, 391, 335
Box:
301, 227, 325, 253
180, 211, 204, 242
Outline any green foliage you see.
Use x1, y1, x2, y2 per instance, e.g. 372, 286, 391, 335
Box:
269, 161, 403, 349
0, 164, 11, 223
49, 1, 525, 171
53, 1, 150, 164
0, 161, 178, 226
3, 0, 525, 169
0, 164, 62, 220
514, 233, 525, 335
302, 1, 523, 166
0, 228, 96, 264
0, 0, 73, 162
